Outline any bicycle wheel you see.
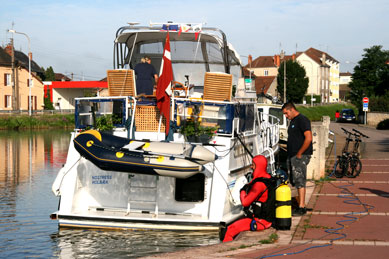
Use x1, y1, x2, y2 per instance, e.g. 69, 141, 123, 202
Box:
346, 157, 362, 178
334, 158, 347, 178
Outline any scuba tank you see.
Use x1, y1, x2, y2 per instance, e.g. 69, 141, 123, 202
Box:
275, 169, 291, 230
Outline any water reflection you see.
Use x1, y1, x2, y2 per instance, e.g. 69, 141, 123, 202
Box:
0, 130, 220, 258
0, 130, 70, 184
51, 229, 219, 258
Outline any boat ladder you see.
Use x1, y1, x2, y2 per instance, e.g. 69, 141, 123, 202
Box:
126, 174, 159, 215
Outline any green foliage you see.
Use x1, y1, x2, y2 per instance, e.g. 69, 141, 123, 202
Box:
44, 88, 55, 110
348, 45, 389, 110
277, 60, 309, 103
95, 114, 115, 132
259, 233, 279, 244
297, 103, 356, 121
369, 93, 389, 112
377, 119, 389, 130
45, 66, 56, 81
0, 114, 74, 130
305, 95, 321, 104
179, 119, 218, 137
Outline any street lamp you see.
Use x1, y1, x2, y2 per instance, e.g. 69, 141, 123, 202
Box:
280, 50, 286, 103
8, 29, 32, 116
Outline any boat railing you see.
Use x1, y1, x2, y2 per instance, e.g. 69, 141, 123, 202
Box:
259, 113, 280, 150
73, 96, 278, 147
174, 98, 260, 139
74, 96, 135, 132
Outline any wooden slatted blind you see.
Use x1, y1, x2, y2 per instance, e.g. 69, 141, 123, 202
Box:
107, 70, 137, 96
203, 72, 233, 101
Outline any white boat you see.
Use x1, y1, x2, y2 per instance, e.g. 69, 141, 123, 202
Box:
50, 22, 280, 231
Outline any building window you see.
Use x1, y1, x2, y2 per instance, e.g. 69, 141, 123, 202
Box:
27, 79, 32, 87
4, 73, 11, 86
264, 70, 269, 76
4, 95, 12, 108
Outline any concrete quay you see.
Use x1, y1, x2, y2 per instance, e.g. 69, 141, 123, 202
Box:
143, 122, 389, 259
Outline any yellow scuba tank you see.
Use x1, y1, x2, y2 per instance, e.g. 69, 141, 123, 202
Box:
275, 182, 292, 230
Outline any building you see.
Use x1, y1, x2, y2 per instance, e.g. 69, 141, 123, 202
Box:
339, 72, 352, 101
245, 54, 295, 102
247, 48, 340, 104
296, 48, 340, 103
44, 81, 108, 110
0, 45, 45, 112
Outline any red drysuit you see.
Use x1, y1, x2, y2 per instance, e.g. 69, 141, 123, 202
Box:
223, 155, 272, 242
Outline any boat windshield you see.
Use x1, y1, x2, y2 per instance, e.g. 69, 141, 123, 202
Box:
114, 30, 242, 86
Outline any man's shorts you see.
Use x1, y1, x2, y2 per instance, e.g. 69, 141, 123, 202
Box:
287, 155, 311, 189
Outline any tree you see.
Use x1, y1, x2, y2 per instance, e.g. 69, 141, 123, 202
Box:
348, 45, 389, 110
277, 60, 309, 103
43, 66, 55, 110
45, 66, 56, 81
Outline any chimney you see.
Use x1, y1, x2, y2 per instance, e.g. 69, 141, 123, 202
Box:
274, 55, 281, 67
292, 53, 296, 61
5, 44, 13, 56
322, 53, 326, 65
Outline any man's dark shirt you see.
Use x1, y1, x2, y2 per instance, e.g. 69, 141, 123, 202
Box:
287, 113, 313, 158
134, 63, 157, 95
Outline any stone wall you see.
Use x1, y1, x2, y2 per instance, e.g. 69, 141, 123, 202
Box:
367, 112, 389, 127
307, 116, 330, 180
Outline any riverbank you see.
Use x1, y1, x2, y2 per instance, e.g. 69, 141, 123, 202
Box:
0, 114, 74, 130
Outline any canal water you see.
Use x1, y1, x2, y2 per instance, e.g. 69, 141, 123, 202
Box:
0, 130, 219, 258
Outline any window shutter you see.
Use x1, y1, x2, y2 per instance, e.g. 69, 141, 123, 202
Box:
3, 74, 6, 86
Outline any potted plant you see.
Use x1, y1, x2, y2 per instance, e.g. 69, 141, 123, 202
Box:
179, 118, 218, 143
95, 114, 118, 132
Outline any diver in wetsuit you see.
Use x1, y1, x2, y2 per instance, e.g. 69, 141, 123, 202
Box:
222, 155, 273, 242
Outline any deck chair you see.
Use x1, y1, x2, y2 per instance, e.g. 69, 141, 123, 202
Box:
203, 72, 233, 101
107, 69, 137, 96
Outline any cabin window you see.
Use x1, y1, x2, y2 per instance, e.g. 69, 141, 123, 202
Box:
269, 108, 284, 125
175, 174, 205, 202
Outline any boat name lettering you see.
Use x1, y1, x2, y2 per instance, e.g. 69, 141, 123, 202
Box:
91, 175, 112, 184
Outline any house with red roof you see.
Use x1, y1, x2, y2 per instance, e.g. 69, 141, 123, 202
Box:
245, 54, 296, 103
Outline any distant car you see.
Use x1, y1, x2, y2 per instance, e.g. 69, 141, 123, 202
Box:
339, 109, 356, 122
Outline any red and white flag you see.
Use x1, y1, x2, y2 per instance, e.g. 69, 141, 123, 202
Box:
178, 24, 191, 36
156, 32, 173, 135
192, 24, 202, 40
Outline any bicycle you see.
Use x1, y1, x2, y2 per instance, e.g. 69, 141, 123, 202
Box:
333, 128, 354, 178
346, 129, 369, 178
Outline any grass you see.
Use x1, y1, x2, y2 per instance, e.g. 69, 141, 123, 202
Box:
259, 233, 279, 244
297, 103, 357, 121
0, 114, 75, 130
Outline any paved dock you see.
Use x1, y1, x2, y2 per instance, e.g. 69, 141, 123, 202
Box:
144, 122, 389, 259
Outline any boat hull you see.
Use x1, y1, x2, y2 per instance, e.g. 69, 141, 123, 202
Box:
53, 214, 221, 231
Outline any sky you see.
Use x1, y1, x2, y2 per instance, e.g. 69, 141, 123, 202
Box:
1, 0, 388, 81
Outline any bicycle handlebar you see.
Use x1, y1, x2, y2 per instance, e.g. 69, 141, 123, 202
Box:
353, 128, 369, 138
341, 127, 353, 136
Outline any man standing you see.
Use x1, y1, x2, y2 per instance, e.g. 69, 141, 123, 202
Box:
282, 102, 312, 216
134, 56, 158, 95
